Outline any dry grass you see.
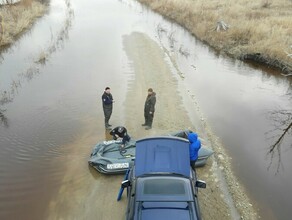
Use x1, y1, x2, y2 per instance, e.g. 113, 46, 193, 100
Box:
0, 0, 46, 47
0, 0, 73, 107
138, 0, 292, 74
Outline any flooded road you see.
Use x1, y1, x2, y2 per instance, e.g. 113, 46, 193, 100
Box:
0, 0, 291, 219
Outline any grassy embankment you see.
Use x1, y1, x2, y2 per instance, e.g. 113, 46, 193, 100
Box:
138, 0, 292, 75
1, 0, 291, 74
0, 0, 47, 48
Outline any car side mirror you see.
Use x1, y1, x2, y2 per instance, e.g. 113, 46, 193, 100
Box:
195, 180, 206, 188
121, 180, 131, 188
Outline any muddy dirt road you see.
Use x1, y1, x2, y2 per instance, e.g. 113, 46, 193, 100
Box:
43, 32, 257, 220
2, 0, 275, 219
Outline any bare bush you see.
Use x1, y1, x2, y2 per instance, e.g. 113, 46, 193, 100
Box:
138, 0, 292, 74
262, 0, 272, 8
167, 31, 176, 49
0, 108, 8, 127
179, 45, 190, 58
0, 0, 46, 47
215, 20, 229, 32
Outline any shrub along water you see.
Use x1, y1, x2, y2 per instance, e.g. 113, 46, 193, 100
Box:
0, 0, 46, 47
138, 0, 292, 75
0, 0, 291, 74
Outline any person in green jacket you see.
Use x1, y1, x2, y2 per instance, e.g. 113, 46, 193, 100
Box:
102, 87, 114, 129
142, 88, 156, 130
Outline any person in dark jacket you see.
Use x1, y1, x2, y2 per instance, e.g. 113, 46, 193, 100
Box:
188, 132, 201, 170
110, 126, 131, 147
142, 88, 156, 130
102, 87, 114, 129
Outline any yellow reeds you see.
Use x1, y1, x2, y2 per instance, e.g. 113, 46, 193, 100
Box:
138, 0, 292, 73
0, 0, 46, 47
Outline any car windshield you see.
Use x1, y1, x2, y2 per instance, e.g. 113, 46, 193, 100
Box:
136, 176, 193, 201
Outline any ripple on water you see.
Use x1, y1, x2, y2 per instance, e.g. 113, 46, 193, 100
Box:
0, 112, 84, 217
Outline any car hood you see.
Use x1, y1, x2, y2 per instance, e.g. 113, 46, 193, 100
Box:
135, 137, 190, 177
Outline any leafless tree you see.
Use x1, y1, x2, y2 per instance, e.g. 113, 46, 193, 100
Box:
266, 109, 292, 173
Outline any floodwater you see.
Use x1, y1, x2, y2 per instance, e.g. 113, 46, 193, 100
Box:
0, 0, 291, 219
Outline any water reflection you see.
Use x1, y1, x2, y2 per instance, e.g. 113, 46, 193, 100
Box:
156, 23, 191, 58
266, 108, 292, 174
0, 108, 8, 127
0, 0, 291, 219
0, 0, 74, 108
152, 10, 292, 217
154, 23, 193, 79
149, 5, 292, 218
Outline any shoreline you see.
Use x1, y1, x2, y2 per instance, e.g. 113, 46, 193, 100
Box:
123, 32, 258, 219
137, 0, 292, 75
177, 77, 260, 219
0, 0, 47, 48
176, 58, 260, 219
0, 0, 281, 219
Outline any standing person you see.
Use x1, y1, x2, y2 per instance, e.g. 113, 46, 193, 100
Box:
188, 132, 201, 171
110, 126, 131, 148
142, 88, 156, 130
102, 87, 114, 129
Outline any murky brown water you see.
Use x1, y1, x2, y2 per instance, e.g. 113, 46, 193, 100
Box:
0, 0, 291, 219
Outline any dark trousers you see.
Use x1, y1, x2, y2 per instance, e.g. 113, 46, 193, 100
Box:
103, 105, 112, 126
144, 112, 154, 127
122, 135, 131, 145
112, 134, 131, 145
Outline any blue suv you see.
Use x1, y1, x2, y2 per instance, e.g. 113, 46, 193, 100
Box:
119, 136, 206, 220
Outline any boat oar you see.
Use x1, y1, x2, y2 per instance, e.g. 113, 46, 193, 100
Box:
117, 168, 130, 201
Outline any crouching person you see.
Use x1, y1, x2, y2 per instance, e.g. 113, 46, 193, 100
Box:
110, 126, 131, 148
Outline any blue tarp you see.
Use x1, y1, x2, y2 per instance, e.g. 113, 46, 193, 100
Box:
135, 137, 190, 177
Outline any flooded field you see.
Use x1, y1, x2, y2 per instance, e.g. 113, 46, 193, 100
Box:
0, 0, 291, 219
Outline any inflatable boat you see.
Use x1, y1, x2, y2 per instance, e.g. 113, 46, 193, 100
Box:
88, 130, 213, 174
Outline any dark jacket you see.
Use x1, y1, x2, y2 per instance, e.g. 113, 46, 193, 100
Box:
110, 126, 131, 145
188, 133, 201, 161
102, 92, 113, 108
110, 126, 128, 138
144, 92, 156, 113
